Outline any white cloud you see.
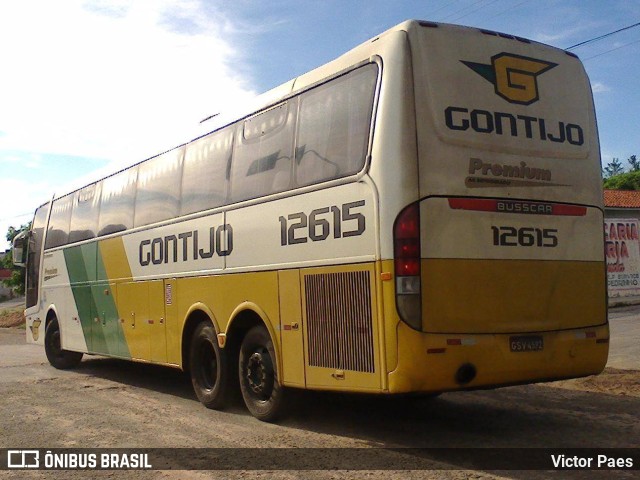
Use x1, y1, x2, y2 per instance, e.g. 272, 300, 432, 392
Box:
530, 21, 599, 48
591, 82, 610, 94
0, 0, 256, 172
0, 0, 256, 249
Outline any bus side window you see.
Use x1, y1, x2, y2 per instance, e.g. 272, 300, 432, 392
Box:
134, 148, 184, 227
98, 167, 138, 236
230, 101, 295, 203
181, 127, 232, 215
27, 204, 49, 308
295, 63, 378, 186
69, 183, 101, 243
45, 194, 73, 249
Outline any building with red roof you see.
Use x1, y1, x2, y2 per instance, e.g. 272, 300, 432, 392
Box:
604, 189, 640, 209
604, 189, 640, 219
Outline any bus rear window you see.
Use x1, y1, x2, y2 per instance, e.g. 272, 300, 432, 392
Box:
230, 101, 295, 202
295, 63, 377, 186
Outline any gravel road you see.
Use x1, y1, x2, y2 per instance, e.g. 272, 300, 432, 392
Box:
1, 307, 639, 480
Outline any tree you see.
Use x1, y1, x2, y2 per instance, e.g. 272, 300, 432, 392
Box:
1, 224, 30, 296
604, 158, 624, 178
602, 154, 640, 189
603, 170, 640, 190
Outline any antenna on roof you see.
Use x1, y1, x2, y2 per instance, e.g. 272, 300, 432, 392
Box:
200, 113, 219, 124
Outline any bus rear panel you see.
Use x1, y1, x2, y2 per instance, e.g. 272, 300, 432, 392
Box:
388, 22, 607, 393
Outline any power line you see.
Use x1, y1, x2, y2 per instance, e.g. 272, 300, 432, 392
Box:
583, 38, 640, 61
449, 0, 503, 22
0, 212, 33, 222
480, 0, 528, 21
440, 0, 488, 21
566, 21, 640, 50
428, 0, 463, 18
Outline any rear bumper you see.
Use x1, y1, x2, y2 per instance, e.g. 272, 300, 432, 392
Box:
388, 321, 609, 394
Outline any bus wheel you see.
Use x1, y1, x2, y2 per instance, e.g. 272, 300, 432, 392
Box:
239, 325, 287, 422
189, 322, 230, 409
44, 317, 83, 369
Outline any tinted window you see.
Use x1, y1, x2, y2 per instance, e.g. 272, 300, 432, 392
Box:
69, 183, 101, 243
295, 64, 377, 186
181, 128, 233, 215
230, 102, 295, 202
45, 194, 73, 249
98, 167, 138, 236
27, 204, 49, 308
135, 148, 184, 227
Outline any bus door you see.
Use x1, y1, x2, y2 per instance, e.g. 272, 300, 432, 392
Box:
117, 281, 151, 360
116, 279, 170, 363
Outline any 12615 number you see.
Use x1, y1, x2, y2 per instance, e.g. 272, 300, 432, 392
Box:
491, 226, 558, 247
279, 200, 366, 246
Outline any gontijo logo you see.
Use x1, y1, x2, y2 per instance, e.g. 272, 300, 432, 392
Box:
444, 51, 584, 147
462, 53, 557, 105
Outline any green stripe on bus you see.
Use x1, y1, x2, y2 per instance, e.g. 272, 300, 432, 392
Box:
64, 244, 99, 351
64, 244, 130, 358
96, 245, 130, 358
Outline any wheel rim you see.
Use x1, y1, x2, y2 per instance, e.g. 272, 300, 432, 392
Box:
196, 341, 218, 391
245, 347, 274, 401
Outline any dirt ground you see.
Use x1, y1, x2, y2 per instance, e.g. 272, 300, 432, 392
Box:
550, 367, 640, 397
1, 307, 638, 479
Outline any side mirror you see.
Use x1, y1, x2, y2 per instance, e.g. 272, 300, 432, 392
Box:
12, 230, 29, 268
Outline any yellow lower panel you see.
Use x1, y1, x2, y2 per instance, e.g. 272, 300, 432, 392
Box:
422, 259, 607, 333
388, 321, 609, 394
118, 281, 150, 360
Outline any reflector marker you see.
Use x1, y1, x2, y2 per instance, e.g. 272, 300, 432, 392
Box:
446, 338, 477, 346
448, 198, 587, 216
575, 331, 597, 339
427, 348, 446, 354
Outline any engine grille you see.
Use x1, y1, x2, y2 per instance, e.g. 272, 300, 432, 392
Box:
304, 270, 375, 373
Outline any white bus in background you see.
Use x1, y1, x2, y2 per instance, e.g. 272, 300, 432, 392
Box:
14, 20, 608, 422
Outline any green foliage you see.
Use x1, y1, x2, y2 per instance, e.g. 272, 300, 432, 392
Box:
603, 154, 640, 189
1, 223, 30, 296
603, 170, 640, 190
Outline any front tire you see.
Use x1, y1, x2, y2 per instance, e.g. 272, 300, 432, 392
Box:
44, 317, 83, 369
239, 325, 287, 422
189, 322, 231, 409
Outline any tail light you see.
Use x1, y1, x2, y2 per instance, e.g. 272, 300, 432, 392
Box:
394, 203, 422, 330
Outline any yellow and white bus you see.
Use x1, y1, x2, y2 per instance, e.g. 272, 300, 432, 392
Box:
14, 20, 608, 421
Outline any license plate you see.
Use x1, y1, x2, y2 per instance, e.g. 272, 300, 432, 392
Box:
510, 335, 543, 352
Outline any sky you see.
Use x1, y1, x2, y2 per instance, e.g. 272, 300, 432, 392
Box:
1, 0, 639, 250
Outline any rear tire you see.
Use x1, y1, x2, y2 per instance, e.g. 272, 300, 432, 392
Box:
239, 325, 288, 422
44, 317, 83, 369
189, 322, 231, 409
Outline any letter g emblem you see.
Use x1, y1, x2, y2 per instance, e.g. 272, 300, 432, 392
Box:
492, 53, 557, 105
